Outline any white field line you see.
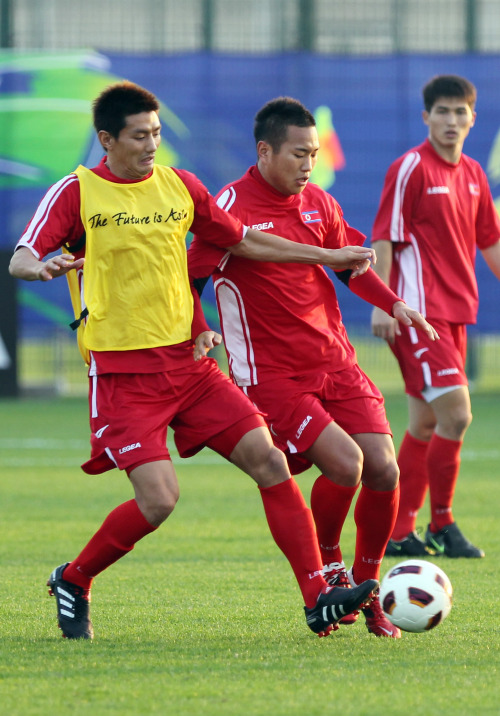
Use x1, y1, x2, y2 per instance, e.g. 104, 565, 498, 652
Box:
0, 438, 227, 467
0, 439, 498, 468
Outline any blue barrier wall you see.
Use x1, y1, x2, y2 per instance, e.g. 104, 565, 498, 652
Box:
2, 52, 499, 332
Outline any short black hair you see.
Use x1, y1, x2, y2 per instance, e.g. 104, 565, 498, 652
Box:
92, 81, 160, 138
422, 75, 477, 113
253, 97, 316, 152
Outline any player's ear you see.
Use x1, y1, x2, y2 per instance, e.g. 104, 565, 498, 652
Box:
257, 140, 272, 162
422, 109, 429, 126
98, 130, 114, 151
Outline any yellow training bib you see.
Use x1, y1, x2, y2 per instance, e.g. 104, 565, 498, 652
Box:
70, 165, 195, 359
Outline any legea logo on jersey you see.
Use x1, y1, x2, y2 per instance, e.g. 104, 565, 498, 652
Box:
427, 186, 450, 195
251, 221, 274, 230
469, 183, 480, 196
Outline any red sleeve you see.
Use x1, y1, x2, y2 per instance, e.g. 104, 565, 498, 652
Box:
17, 174, 84, 259
349, 267, 403, 315
322, 194, 366, 250
371, 157, 415, 245
190, 282, 211, 338
188, 234, 228, 279
475, 167, 500, 250
172, 168, 246, 249
345, 223, 367, 247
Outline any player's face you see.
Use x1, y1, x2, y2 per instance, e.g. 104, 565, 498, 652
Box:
258, 124, 320, 195
423, 97, 476, 162
102, 111, 161, 179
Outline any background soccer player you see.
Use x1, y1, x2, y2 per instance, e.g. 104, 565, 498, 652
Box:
9, 81, 378, 640
188, 96, 438, 638
371, 74, 500, 558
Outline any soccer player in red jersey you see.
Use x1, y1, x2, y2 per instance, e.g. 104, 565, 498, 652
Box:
371, 75, 500, 558
9, 82, 380, 639
188, 97, 438, 638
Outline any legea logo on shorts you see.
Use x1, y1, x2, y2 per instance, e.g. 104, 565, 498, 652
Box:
118, 442, 142, 454
437, 368, 459, 376
296, 415, 312, 439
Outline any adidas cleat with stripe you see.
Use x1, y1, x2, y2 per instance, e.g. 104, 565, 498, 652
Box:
304, 578, 378, 637
47, 563, 93, 639
323, 561, 360, 625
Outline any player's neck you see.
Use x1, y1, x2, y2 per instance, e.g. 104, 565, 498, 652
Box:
428, 137, 463, 165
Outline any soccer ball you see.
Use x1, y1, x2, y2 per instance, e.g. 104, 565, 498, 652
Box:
379, 559, 453, 633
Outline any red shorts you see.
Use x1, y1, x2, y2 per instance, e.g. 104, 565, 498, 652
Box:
244, 364, 391, 475
390, 319, 468, 399
82, 357, 265, 475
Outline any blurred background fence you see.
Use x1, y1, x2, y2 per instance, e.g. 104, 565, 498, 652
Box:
1, 0, 500, 396
3, 0, 500, 53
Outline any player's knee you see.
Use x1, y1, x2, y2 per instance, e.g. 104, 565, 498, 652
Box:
453, 408, 473, 436
139, 488, 179, 526
363, 456, 399, 491
438, 407, 473, 440
321, 444, 363, 487
250, 444, 290, 487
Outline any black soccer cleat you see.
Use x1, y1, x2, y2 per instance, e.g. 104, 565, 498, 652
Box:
425, 522, 485, 558
385, 530, 435, 557
304, 578, 378, 637
47, 563, 94, 639
323, 561, 360, 625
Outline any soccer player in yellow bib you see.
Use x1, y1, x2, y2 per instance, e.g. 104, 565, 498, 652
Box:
9, 81, 379, 640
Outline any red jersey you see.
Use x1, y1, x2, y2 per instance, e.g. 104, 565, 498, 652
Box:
372, 138, 500, 324
189, 165, 366, 386
16, 158, 246, 374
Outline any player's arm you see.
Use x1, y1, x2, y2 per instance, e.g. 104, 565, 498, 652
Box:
231, 228, 375, 274
183, 168, 375, 273
189, 275, 222, 361
480, 239, 500, 280
9, 246, 84, 282
9, 175, 84, 282
193, 329, 222, 362
334, 248, 438, 343
368, 239, 400, 344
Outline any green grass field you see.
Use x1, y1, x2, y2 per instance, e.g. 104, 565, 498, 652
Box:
1, 392, 499, 716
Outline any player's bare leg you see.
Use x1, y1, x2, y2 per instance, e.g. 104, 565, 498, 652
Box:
48, 461, 174, 638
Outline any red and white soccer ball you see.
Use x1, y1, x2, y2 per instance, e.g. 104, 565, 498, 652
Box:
379, 559, 453, 633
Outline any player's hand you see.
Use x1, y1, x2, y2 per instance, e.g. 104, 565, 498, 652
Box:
392, 301, 440, 341
193, 330, 222, 361
371, 306, 399, 344
324, 246, 376, 277
37, 254, 85, 282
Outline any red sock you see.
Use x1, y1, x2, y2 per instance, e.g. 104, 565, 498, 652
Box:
428, 434, 461, 531
353, 484, 399, 583
63, 500, 157, 590
391, 431, 429, 540
259, 478, 326, 608
310, 475, 358, 565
